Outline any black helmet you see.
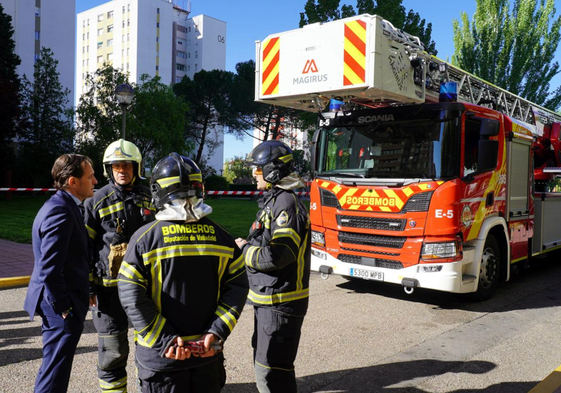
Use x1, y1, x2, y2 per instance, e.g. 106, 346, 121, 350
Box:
150, 153, 204, 210
247, 140, 293, 184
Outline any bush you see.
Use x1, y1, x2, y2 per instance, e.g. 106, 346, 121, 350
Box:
205, 175, 229, 191
229, 183, 257, 192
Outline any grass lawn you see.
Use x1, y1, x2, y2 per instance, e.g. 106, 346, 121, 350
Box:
0, 194, 266, 243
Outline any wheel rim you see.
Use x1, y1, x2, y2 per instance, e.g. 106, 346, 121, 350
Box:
480, 246, 497, 289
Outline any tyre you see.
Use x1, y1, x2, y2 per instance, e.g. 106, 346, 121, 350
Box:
470, 234, 500, 301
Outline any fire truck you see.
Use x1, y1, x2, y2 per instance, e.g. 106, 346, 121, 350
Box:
255, 14, 561, 300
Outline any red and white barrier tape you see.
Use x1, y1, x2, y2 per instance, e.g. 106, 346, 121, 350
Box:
0, 188, 310, 196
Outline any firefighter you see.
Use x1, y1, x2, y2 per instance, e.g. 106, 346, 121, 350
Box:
235, 140, 311, 393
84, 139, 155, 392
117, 153, 249, 392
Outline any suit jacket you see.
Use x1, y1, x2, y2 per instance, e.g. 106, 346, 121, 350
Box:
24, 190, 91, 322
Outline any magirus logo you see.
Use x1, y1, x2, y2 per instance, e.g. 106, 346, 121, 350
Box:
293, 59, 328, 85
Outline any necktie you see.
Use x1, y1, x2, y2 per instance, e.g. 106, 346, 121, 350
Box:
79, 203, 85, 218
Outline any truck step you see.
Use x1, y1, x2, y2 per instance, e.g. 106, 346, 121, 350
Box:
462, 274, 476, 282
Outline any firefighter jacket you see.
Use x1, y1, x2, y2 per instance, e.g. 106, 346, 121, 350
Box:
84, 183, 155, 288
117, 217, 249, 372
242, 187, 311, 316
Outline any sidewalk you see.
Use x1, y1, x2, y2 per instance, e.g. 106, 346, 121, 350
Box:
0, 239, 33, 288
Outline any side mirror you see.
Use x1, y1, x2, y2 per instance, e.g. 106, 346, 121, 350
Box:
480, 119, 500, 137
478, 140, 499, 172
310, 128, 321, 173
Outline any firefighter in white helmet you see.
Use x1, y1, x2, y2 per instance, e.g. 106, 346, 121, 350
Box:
117, 153, 248, 392
84, 139, 155, 393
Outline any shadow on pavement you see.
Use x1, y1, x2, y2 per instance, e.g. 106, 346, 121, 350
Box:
223, 359, 537, 393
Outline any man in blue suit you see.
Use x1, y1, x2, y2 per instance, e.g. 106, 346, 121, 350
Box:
24, 153, 98, 393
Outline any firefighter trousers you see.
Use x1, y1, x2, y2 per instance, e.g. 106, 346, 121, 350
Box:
92, 286, 130, 393
137, 353, 226, 393
252, 307, 304, 393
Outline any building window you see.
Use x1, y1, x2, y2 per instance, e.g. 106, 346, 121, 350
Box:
156, 22, 160, 28
35, 31, 40, 40
156, 65, 159, 70
127, 48, 130, 56
188, 26, 191, 32
176, 64, 185, 71
188, 52, 190, 58
178, 40, 183, 45
97, 55, 103, 63
175, 76, 182, 83
107, 39, 113, 46
98, 28, 103, 36
97, 14, 103, 22
87, 32, 90, 39
82, 47, 85, 53
87, 19, 90, 26
83, 20, 85, 27
195, 64, 198, 71
107, 53, 113, 61
187, 65, 190, 71
97, 42, 103, 49
107, 11, 113, 19
127, 19, 130, 26
157, 8, 160, 14
122, 35, 125, 42
156, 37, 159, 42
127, 33, 130, 41
177, 51, 186, 58
82, 33, 85, 40
107, 25, 114, 33
122, 21, 125, 28
122, 5, 125, 13
127, 4, 130, 11
195, 51, 198, 58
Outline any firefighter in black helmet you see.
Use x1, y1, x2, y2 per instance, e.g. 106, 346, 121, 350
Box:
235, 140, 311, 393
84, 139, 155, 393
118, 153, 249, 392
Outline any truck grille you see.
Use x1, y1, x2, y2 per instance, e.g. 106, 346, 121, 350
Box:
341, 247, 400, 257
338, 254, 403, 269
321, 188, 340, 208
338, 231, 406, 248
337, 215, 405, 231
402, 191, 433, 212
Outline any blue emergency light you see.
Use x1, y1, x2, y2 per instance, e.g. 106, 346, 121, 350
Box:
439, 81, 458, 102
329, 98, 345, 112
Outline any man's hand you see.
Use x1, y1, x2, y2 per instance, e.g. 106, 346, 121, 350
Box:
165, 337, 191, 360
196, 333, 220, 358
235, 238, 247, 249
89, 295, 97, 307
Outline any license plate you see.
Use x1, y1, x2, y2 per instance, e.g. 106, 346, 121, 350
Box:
349, 268, 384, 281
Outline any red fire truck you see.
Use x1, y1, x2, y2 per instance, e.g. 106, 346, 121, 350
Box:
255, 14, 561, 299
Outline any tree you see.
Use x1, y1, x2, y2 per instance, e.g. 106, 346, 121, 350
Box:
452, 0, 561, 110
127, 74, 190, 168
299, 0, 437, 54
223, 156, 254, 184
17, 47, 74, 187
75, 64, 129, 177
0, 4, 21, 183
173, 69, 237, 164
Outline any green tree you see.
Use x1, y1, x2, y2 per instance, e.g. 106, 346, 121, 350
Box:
299, 0, 437, 54
223, 156, 254, 184
0, 4, 21, 183
127, 74, 190, 168
75, 63, 129, 176
173, 69, 237, 164
17, 47, 74, 187
452, 0, 561, 110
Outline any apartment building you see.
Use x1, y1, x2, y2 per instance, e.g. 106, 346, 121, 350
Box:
77, 0, 227, 171
1, 0, 75, 105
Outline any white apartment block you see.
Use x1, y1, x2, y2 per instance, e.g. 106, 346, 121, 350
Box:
1, 0, 75, 106
77, 0, 227, 172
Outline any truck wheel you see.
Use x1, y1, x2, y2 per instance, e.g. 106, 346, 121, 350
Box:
470, 234, 500, 301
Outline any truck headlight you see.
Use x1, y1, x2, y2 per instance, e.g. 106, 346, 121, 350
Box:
421, 240, 461, 259
311, 230, 325, 248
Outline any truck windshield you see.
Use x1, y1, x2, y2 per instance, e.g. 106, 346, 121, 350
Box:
317, 117, 461, 179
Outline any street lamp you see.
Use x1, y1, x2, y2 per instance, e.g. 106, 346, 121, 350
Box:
115, 83, 134, 140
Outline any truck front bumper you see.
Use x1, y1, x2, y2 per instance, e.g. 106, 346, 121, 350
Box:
311, 246, 478, 294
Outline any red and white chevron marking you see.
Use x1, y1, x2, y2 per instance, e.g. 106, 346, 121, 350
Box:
0, 188, 310, 196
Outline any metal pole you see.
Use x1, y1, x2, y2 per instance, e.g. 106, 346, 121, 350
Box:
121, 104, 127, 140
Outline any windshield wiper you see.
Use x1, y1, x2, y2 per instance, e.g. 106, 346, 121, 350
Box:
325, 172, 366, 178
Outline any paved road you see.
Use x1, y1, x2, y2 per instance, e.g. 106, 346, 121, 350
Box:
2, 257, 561, 392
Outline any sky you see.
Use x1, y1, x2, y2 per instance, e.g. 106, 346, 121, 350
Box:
76, 0, 561, 162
